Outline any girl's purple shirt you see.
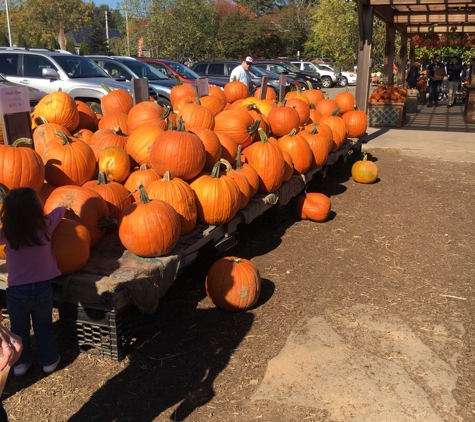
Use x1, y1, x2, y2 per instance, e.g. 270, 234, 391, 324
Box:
0, 207, 66, 286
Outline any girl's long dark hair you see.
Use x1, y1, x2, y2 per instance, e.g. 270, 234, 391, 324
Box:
0, 187, 49, 250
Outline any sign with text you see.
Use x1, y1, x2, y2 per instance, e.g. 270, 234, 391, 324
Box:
196, 77, 210, 97
0, 86, 30, 114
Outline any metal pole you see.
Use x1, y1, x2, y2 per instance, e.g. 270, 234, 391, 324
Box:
5, 0, 13, 47
124, 0, 130, 56
105, 10, 109, 49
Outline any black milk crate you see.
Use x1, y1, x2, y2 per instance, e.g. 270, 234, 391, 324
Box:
58, 302, 149, 361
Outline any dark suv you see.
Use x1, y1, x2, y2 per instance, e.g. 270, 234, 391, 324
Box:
252, 60, 321, 89
191, 60, 291, 96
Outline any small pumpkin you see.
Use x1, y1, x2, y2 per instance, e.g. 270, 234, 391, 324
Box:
205, 256, 261, 312
351, 154, 378, 184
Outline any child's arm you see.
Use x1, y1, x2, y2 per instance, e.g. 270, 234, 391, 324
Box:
0, 325, 22, 371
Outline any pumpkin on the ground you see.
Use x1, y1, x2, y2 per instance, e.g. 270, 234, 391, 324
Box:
296, 193, 331, 222
351, 154, 378, 184
205, 256, 261, 312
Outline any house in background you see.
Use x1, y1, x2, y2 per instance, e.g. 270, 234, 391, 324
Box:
64, 28, 122, 54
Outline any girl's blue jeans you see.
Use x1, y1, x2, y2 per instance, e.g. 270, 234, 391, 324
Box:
6, 280, 59, 367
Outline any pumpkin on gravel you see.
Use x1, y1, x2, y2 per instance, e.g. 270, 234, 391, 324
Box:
351, 154, 378, 184
205, 256, 261, 312
119, 185, 181, 257
295, 192, 331, 222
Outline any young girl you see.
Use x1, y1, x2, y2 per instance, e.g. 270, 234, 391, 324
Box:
0, 187, 65, 376
440, 76, 449, 101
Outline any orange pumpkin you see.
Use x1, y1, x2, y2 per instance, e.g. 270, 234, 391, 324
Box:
124, 164, 160, 202
267, 101, 300, 137
51, 219, 91, 274
32, 91, 79, 133
298, 127, 329, 167
351, 154, 378, 184
205, 257, 261, 312
215, 132, 238, 168
32, 122, 71, 162
278, 129, 312, 175
98, 146, 131, 183
126, 124, 163, 167
127, 101, 169, 133
223, 80, 249, 103
342, 109, 368, 138
235, 145, 259, 197
75, 100, 98, 132
100, 85, 133, 116
220, 159, 251, 210
295, 193, 331, 222
334, 90, 357, 114
188, 127, 222, 172
177, 98, 215, 130
118, 185, 181, 257
150, 118, 206, 181
89, 127, 128, 160
214, 110, 260, 149
147, 171, 197, 235
98, 112, 129, 135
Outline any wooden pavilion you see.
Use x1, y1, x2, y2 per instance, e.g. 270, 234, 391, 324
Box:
354, 0, 475, 111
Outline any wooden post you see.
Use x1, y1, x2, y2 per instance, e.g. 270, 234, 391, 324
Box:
383, 23, 395, 85
258, 76, 268, 100
355, 0, 373, 113
398, 32, 408, 86
131, 78, 150, 105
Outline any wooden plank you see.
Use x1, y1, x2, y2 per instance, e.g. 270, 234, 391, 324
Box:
395, 12, 475, 24
406, 24, 475, 32
370, 0, 472, 5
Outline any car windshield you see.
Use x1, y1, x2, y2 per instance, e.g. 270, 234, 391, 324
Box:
250, 65, 277, 79
119, 60, 169, 80
282, 62, 301, 72
165, 61, 200, 79
53, 55, 110, 78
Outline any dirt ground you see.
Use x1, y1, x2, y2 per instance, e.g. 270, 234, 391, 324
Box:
1, 147, 475, 422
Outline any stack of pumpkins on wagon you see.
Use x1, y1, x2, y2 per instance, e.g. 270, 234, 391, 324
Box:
0, 80, 368, 282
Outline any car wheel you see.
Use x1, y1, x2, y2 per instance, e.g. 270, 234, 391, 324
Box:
339, 77, 348, 87
321, 76, 332, 88
157, 97, 173, 110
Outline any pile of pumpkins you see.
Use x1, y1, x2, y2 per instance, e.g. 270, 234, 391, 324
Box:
0, 81, 369, 279
369, 83, 408, 103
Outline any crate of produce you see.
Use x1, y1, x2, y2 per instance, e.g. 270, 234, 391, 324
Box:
58, 301, 150, 361
367, 102, 406, 127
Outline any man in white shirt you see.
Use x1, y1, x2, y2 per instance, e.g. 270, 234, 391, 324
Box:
230, 56, 254, 92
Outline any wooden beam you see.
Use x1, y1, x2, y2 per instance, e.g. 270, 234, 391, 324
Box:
406, 23, 475, 32
355, 1, 373, 113
370, 0, 472, 5
395, 12, 475, 24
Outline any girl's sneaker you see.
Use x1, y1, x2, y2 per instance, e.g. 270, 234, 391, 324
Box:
43, 356, 60, 374
14, 361, 32, 376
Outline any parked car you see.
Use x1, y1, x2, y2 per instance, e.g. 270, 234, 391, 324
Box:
191, 60, 291, 96
136, 57, 226, 88
318, 64, 357, 86
87, 55, 177, 108
252, 59, 322, 89
312, 57, 334, 67
0, 48, 133, 106
0, 73, 47, 110
289, 61, 340, 88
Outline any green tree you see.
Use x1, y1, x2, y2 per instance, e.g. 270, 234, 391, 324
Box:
66, 37, 76, 53
79, 39, 89, 55
146, 0, 217, 60
233, 0, 278, 16
88, 25, 110, 54
304, 0, 359, 67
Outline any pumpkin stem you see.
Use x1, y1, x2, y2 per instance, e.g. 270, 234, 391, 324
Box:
309, 103, 316, 110
161, 106, 171, 119
228, 258, 242, 264
288, 128, 297, 136
210, 161, 224, 178
281, 98, 288, 106
138, 164, 149, 170
162, 171, 172, 182
362, 153, 368, 162
257, 127, 270, 143
331, 107, 341, 116
138, 185, 151, 204
54, 130, 74, 145
194, 97, 201, 105
34, 116, 49, 126
97, 171, 109, 185
305, 80, 313, 91
236, 145, 244, 169
309, 127, 317, 135
113, 126, 126, 136
176, 117, 186, 132
101, 83, 113, 93
167, 119, 174, 131
248, 118, 260, 134
11, 138, 33, 148
219, 158, 234, 172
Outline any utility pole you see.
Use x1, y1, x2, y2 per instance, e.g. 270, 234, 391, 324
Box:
5, 0, 13, 47
124, 0, 130, 56
105, 10, 109, 49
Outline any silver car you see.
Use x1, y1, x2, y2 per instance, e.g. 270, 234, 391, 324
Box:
290, 61, 340, 88
0, 48, 134, 105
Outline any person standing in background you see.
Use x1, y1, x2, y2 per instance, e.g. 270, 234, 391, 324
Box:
446, 56, 463, 107
230, 56, 254, 94
426, 54, 445, 108
406, 60, 420, 89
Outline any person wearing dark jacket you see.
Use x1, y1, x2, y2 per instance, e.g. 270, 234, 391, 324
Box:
446, 56, 463, 107
426, 54, 445, 108
406, 60, 420, 89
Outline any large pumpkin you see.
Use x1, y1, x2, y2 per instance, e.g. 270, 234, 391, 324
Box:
220, 159, 251, 210
214, 110, 260, 149
342, 108, 368, 138
189, 161, 240, 225
205, 257, 261, 312
278, 129, 313, 175
124, 164, 160, 202
298, 127, 329, 167
100, 85, 134, 116
223, 80, 249, 103
150, 118, 206, 181
126, 124, 163, 167
98, 112, 129, 135
187, 127, 222, 172
234, 145, 260, 198
127, 101, 169, 133
147, 171, 197, 236
44, 185, 113, 247
51, 219, 91, 275
295, 193, 331, 222
43, 131, 96, 187
98, 146, 131, 183
32, 91, 79, 133
32, 122, 71, 162
177, 98, 215, 131
334, 90, 357, 114
243, 128, 285, 194
0, 139, 45, 192
75, 100, 98, 132
351, 154, 378, 184
89, 127, 128, 160
267, 101, 300, 137
118, 185, 181, 257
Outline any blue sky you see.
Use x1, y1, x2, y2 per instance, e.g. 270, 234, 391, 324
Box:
94, 0, 121, 9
